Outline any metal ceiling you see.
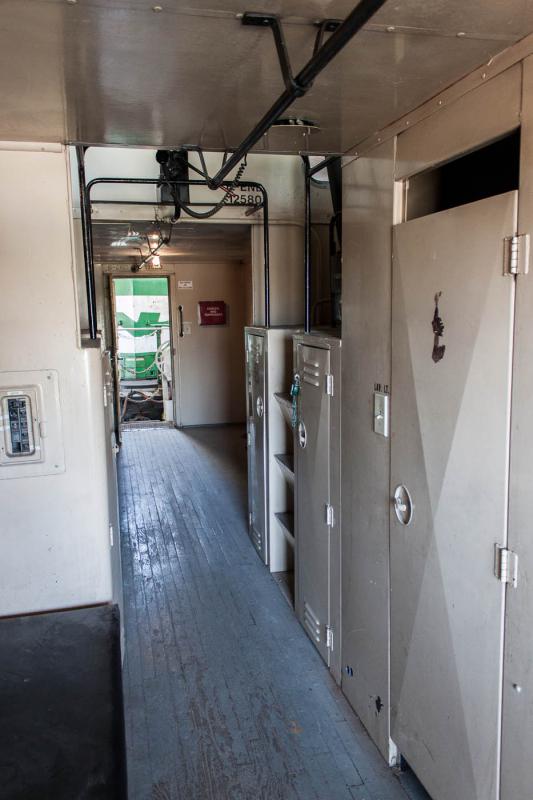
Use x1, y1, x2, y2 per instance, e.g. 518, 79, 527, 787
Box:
2, 0, 533, 153
93, 220, 251, 264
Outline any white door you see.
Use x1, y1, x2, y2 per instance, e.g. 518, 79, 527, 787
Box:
390, 192, 517, 800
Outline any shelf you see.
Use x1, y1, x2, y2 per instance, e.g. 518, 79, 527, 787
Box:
274, 392, 292, 427
275, 511, 295, 547
274, 453, 294, 485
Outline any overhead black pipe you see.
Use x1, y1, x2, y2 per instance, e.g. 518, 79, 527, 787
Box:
81, 177, 271, 337
209, 0, 387, 188
76, 146, 99, 340
308, 155, 339, 177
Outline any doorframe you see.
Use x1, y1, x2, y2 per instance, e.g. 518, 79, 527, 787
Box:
108, 272, 177, 429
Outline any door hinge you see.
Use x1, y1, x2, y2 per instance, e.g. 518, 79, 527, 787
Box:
326, 626, 334, 650
494, 544, 518, 588
503, 234, 530, 276
109, 524, 114, 547
325, 374, 334, 396
326, 504, 335, 527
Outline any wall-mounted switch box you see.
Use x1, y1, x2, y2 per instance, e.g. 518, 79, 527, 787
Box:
373, 390, 390, 438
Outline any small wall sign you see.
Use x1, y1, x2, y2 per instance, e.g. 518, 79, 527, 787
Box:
178, 280, 193, 289
198, 300, 227, 326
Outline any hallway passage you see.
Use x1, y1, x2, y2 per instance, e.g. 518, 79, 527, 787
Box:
118, 426, 428, 800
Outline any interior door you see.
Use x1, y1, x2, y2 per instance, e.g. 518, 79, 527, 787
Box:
390, 192, 517, 800
246, 332, 267, 561
296, 343, 331, 665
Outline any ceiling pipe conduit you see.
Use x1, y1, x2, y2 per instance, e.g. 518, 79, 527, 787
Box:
208, 0, 388, 189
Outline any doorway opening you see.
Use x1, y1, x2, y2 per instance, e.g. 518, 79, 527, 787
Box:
111, 275, 173, 428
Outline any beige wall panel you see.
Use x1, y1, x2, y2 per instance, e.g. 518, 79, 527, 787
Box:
341, 140, 394, 761
395, 65, 521, 180
501, 54, 533, 800
252, 224, 304, 327
0, 147, 113, 615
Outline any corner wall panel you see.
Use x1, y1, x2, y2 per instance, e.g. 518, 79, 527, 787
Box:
341, 141, 394, 761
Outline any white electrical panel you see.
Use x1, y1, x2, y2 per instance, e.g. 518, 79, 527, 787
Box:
0, 370, 65, 479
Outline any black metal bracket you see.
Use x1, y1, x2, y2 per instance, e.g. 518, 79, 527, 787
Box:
241, 12, 305, 96
313, 19, 342, 56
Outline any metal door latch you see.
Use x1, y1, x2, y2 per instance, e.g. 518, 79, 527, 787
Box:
326, 626, 334, 650
325, 504, 335, 527
494, 544, 519, 588
325, 374, 334, 396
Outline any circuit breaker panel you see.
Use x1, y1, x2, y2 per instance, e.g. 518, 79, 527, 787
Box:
0, 370, 65, 479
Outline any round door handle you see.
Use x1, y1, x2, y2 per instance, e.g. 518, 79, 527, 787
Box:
298, 420, 307, 449
256, 396, 264, 417
393, 484, 414, 526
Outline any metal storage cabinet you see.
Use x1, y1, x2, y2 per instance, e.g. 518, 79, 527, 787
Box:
293, 332, 341, 683
245, 327, 297, 571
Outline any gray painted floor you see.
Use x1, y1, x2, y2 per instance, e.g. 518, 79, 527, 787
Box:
118, 425, 430, 800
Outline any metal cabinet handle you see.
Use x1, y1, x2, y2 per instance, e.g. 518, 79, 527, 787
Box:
256, 396, 264, 417
393, 484, 414, 526
298, 420, 307, 448
178, 304, 184, 337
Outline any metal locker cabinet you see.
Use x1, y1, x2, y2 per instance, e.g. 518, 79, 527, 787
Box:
245, 327, 268, 562
293, 333, 341, 683
245, 327, 299, 570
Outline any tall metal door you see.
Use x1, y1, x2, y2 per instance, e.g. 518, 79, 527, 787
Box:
246, 332, 267, 562
390, 192, 517, 800
296, 343, 331, 665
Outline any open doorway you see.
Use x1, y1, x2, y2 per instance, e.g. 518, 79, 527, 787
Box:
111, 276, 174, 428
96, 220, 253, 430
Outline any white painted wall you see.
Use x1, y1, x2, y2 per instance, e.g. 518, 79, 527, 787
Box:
0, 146, 114, 616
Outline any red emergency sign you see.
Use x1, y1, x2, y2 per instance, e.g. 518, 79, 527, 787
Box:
198, 300, 226, 326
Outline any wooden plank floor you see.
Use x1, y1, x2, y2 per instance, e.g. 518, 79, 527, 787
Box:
118, 425, 430, 800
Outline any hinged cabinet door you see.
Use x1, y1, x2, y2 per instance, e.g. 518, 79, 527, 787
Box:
296, 343, 331, 665
246, 333, 267, 562
390, 192, 517, 800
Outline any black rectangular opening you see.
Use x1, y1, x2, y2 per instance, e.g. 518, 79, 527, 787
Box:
405, 127, 520, 221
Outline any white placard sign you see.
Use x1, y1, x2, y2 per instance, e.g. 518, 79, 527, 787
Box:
178, 280, 193, 289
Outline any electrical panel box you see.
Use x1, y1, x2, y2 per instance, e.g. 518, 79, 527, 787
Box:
0, 370, 65, 479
